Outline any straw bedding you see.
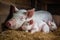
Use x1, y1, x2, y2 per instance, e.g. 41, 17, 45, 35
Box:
0, 27, 60, 40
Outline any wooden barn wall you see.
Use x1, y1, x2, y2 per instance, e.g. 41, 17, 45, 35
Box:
0, 0, 32, 9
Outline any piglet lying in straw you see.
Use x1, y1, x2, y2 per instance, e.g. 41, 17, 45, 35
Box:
21, 20, 50, 34
21, 8, 57, 34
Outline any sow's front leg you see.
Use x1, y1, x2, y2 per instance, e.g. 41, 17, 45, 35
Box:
30, 23, 39, 34
37, 21, 50, 33
42, 23, 50, 33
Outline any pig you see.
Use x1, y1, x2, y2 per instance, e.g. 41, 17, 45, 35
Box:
20, 8, 57, 34
5, 5, 27, 29
21, 20, 50, 34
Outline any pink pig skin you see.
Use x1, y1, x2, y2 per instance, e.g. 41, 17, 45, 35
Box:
21, 8, 57, 34
5, 18, 16, 29
5, 5, 27, 29
21, 19, 50, 34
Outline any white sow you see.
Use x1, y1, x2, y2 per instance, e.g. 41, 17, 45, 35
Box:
21, 8, 57, 34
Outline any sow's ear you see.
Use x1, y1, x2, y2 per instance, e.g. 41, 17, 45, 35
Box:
26, 8, 35, 18
4, 5, 19, 22
10, 4, 19, 13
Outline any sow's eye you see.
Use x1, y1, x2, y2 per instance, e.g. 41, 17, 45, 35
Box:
19, 16, 26, 21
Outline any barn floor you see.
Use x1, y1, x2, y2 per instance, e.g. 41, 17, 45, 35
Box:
0, 27, 60, 40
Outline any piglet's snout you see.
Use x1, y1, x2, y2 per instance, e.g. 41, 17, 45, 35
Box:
6, 19, 16, 27
6, 22, 11, 27
6, 21, 13, 27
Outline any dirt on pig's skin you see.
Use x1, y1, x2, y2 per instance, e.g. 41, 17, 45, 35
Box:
0, 27, 60, 40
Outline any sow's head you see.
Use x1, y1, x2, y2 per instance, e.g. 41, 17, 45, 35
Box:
5, 5, 35, 29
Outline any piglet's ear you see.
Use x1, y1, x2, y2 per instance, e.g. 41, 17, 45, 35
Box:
26, 8, 35, 18
10, 5, 19, 13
